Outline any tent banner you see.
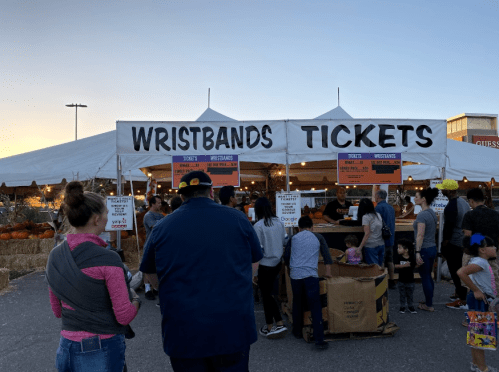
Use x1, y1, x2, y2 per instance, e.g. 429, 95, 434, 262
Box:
116, 121, 287, 157
286, 119, 447, 158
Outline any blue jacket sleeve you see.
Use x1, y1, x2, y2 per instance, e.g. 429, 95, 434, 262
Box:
139, 232, 157, 274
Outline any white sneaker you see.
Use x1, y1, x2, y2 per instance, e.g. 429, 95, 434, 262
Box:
266, 325, 288, 339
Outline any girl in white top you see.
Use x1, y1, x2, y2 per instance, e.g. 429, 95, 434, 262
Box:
458, 234, 498, 372
357, 198, 385, 266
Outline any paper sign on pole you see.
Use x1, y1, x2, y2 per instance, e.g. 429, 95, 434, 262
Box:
337, 153, 402, 185
172, 155, 239, 188
106, 196, 134, 230
276, 192, 301, 227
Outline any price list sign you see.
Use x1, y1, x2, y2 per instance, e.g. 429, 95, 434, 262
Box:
105, 196, 134, 230
172, 155, 240, 188
337, 153, 402, 185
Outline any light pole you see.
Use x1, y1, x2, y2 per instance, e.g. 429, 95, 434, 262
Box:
65, 103, 87, 140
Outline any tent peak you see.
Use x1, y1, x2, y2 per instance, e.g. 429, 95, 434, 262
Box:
196, 108, 236, 122
314, 106, 353, 120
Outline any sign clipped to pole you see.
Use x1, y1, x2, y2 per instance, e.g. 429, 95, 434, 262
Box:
106, 196, 134, 230
276, 192, 301, 227
337, 153, 402, 185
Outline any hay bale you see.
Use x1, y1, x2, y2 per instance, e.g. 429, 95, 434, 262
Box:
9, 239, 40, 255
39, 238, 55, 254
121, 239, 138, 253
0, 240, 10, 255
0, 268, 8, 291
29, 254, 49, 268
0, 255, 13, 268
8, 255, 31, 271
123, 249, 140, 265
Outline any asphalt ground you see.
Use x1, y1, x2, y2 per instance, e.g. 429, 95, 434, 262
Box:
1, 271, 499, 372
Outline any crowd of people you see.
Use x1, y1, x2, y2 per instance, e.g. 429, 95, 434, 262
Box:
45, 173, 499, 372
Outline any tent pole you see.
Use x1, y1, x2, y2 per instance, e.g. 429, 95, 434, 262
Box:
116, 155, 121, 251
129, 171, 140, 263
436, 168, 445, 283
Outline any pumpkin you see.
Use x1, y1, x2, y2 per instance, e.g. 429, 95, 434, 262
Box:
11, 231, 19, 239
17, 231, 29, 239
0, 233, 11, 240
314, 211, 323, 219
28, 234, 38, 239
12, 223, 24, 231
120, 230, 128, 239
44, 230, 55, 238
308, 213, 314, 219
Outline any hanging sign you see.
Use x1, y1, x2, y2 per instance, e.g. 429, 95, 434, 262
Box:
106, 196, 134, 230
172, 155, 240, 188
338, 153, 402, 185
430, 191, 449, 214
276, 192, 301, 227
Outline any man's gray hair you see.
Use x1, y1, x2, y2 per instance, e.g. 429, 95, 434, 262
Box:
376, 189, 387, 200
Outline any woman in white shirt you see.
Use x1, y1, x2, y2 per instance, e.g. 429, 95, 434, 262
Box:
357, 198, 385, 266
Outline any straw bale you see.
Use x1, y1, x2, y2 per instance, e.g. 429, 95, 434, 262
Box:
0, 255, 13, 268
123, 249, 140, 265
121, 239, 138, 253
0, 240, 10, 255
39, 238, 55, 254
29, 254, 49, 269
0, 268, 8, 291
8, 239, 40, 255
8, 255, 31, 271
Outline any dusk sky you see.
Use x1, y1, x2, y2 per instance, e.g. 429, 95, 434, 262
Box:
2, 0, 498, 158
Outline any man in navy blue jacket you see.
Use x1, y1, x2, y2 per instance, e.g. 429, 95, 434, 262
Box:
140, 171, 262, 371
375, 189, 396, 289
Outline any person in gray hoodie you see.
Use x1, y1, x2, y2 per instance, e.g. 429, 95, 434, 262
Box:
253, 197, 288, 339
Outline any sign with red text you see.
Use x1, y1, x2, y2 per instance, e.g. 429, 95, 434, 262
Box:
106, 196, 134, 230
472, 136, 499, 149
338, 153, 402, 185
172, 155, 239, 188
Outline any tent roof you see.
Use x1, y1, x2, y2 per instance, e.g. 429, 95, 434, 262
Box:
0, 131, 148, 187
196, 108, 236, 122
314, 106, 353, 120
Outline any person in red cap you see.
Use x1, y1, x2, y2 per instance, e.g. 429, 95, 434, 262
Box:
140, 170, 263, 371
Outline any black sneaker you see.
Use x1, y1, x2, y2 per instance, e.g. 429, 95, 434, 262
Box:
259, 325, 270, 337
267, 325, 288, 339
145, 290, 156, 300
399, 307, 406, 314
315, 341, 329, 350
152, 288, 159, 296
408, 307, 417, 314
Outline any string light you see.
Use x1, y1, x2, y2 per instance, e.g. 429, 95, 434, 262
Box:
110, 192, 114, 195
408, 176, 413, 181
289, 182, 293, 185
147, 172, 152, 177
251, 181, 255, 184
157, 184, 161, 188
278, 171, 282, 175
301, 162, 306, 166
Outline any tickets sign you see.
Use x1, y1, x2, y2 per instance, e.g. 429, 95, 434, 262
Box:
172, 155, 239, 188
276, 192, 301, 227
338, 153, 402, 185
106, 196, 134, 230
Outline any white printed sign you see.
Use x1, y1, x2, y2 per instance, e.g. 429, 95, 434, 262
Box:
430, 191, 448, 214
106, 196, 134, 230
276, 192, 301, 227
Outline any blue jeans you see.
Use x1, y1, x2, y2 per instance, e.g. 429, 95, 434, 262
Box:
363, 245, 385, 266
55, 334, 126, 372
290, 277, 325, 343
418, 246, 437, 307
170, 347, 250, 372
467, 291, 490, 312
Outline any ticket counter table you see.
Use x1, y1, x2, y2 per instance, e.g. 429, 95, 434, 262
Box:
313, 220, 415, 252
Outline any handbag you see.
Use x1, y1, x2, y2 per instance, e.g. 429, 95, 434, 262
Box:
466, 311, 497, 350
381, 219, 392, 240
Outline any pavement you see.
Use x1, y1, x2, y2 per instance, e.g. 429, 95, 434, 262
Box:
1, 271, 499, 372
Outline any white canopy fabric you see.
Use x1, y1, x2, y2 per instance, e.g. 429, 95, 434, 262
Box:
315, 106, 353, 120
196, 108, 236, 122
0, 131, 148, 187
402, 139, 499, 182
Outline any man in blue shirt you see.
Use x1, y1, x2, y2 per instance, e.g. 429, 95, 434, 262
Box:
140, 171, 262, 371
375, 189, 396, 289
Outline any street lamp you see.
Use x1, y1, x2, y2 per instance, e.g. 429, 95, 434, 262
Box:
66, 103, 87, 140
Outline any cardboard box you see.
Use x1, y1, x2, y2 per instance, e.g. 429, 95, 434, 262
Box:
326, 262, 388, 333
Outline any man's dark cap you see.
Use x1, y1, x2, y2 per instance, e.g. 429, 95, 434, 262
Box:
178, 171, 213, 195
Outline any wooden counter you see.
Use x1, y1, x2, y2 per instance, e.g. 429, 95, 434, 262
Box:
314, 221, 415, 251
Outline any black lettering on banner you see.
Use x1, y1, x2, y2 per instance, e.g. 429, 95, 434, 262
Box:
416, 125, 433, 147
132, 127, 153, 151
378, 124, 396, 148
261, 125, 273, 149
354, 124, 376, 147
215, 127, 230, 150
231, 126, 244, 149
331, 125, 352, 148
321, 125, 328, 148
203, 127, 215, 150
301, 126, 319, 148
155, 128, 170, 151
171, 127, 177, 150
246, 126, 260, 149
190, 127, 201, 150
178, 127, 189, 150
397, 125, 414, 147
